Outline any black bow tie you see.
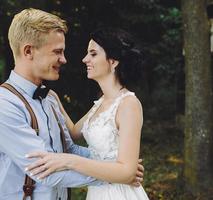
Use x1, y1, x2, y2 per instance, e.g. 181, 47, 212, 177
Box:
33, 85, 50, 100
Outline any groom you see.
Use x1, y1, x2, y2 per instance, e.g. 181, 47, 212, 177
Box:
0, 8, 143, 200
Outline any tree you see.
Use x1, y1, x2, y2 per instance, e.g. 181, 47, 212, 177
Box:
182, 0, 213, 197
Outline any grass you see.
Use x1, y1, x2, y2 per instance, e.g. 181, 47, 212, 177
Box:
141, 120, 184, 200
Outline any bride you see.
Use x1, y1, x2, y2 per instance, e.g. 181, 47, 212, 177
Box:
26, 27, 149, 200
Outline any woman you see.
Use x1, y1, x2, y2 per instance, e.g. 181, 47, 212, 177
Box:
27, 28, 149, 200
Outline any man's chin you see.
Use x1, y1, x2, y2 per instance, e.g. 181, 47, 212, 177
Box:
46, 74, 60, 81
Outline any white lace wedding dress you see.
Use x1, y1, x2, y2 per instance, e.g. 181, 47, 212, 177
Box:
81, 91, 149, 200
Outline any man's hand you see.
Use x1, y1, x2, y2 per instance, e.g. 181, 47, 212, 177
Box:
131, 159, 144, 187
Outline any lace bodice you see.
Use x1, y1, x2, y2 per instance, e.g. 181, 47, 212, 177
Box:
81, 91, 135, 161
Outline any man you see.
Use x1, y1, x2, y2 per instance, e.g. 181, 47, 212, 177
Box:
0, 8, 143, 200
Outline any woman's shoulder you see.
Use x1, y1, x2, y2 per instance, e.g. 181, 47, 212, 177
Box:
115, 91, 143, 126
118, 91, 143, 113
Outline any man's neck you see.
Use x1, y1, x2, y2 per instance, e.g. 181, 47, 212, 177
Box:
14, 67, 42, 86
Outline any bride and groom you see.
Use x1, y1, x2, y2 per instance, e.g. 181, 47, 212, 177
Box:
0, 8, 149, 200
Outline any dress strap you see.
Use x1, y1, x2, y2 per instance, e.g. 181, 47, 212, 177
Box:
110, 91, 135, 116
86, 96, 104, 121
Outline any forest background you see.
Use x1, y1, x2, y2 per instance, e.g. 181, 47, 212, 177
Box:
0, 0, 213, 199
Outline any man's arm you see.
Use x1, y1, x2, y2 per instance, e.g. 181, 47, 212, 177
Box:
0, 97, 103, 187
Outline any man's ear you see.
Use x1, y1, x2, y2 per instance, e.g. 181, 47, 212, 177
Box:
23, 44, 34, 60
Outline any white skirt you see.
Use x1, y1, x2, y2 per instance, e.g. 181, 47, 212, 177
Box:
86, 183, 149, 200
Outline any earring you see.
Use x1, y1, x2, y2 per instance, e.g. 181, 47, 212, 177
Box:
111, 68, 115, 73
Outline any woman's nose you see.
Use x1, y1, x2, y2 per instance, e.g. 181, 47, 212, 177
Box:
82, 55, 88, 64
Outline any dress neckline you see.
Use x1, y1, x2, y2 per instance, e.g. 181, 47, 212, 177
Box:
87, 91, 134, 127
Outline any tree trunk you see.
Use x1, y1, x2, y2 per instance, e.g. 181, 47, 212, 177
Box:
182, 0, 213, 197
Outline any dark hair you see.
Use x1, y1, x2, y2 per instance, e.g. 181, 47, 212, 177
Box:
90, 27, 142, 89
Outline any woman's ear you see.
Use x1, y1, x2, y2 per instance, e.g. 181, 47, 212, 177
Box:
23, 44, 34, 60
109, 58, 119, 70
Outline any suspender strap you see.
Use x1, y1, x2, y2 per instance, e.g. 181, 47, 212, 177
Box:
1, 83, 39, 132
51, 105, 68, 153
1, 83, 70, 199
0, 83, 38, 200
51, 105, 71, 199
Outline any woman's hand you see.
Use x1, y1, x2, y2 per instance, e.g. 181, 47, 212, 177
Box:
49, 90, 60, 102
25, 151, 71, 179
49, 90, 75, 136
131, 159, 144, 187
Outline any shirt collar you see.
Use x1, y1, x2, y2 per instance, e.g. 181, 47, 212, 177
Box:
8, 70, 38, 98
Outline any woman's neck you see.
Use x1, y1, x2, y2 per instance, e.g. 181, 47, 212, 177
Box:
98, 80, 125, 101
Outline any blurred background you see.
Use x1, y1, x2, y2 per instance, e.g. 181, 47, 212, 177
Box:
0, 0, 213, 199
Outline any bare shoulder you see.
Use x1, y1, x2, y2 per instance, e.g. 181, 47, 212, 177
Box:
115, 93, 143, 130
117, 93, 143, 118
120, 94, 142, 111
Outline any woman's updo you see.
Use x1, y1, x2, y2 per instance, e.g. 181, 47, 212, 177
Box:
90, 27, 142, 89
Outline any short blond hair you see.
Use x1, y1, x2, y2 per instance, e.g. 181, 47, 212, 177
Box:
8, 8, 68, 58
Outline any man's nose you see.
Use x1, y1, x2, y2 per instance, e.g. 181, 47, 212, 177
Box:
60, 55, 67, 64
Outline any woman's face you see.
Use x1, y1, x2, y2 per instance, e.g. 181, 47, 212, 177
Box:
82, 39, 112, 81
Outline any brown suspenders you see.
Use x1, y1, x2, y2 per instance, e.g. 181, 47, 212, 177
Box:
51, 105, 68, 153
1, 83, 39, 131
1, 83, 38, 200
0, 83, 69, 200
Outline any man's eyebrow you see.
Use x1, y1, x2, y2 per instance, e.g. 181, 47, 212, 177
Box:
53, 48, 64, 52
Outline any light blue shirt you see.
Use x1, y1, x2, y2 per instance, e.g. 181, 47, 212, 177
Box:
0, 71, 101, 200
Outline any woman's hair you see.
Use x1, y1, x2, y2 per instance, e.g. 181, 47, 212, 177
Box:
90, 27, 142, 89
8, 8, 68, 60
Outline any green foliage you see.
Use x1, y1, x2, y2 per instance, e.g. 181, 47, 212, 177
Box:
71, 187, 87, 200
0, 57, 5, 82
0, 1, 185, 199
142, 121, 184, 199
0, 0, 183, 120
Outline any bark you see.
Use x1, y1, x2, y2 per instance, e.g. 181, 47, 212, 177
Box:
182, 0, 213, 197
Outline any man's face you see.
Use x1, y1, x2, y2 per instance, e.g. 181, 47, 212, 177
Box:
31, 30, 66, 85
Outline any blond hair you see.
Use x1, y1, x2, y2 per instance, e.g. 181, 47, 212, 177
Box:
8, 8, 68, 59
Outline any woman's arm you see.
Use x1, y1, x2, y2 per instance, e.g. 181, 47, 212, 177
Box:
49, 90, 91, 140
66, 96, 143, 184
26, 95, 143, 184
71, 110, 91, 139
49, 90, 74, 134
